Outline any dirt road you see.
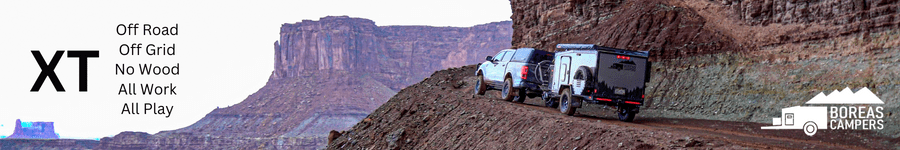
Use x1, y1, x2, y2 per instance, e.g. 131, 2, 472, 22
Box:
512, 97, 898, 150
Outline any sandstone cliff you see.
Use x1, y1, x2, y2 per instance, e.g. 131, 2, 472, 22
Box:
511, 0, 900, 137
81, 16, 514, 149
169, 16, 511, 139
273, 16, 512, 90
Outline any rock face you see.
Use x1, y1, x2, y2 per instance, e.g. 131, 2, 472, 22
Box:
511, 0, 746, 60
82, 16, 514, 149
273, 16, 513, 90
511, 0, 900, 137
6, 119, 58, 139
170, 16, 511, 139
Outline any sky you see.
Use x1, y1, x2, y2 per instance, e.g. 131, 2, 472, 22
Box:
0, 0, 512, 139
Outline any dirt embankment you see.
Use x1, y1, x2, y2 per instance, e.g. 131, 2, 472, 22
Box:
326, 65, 899, 149
327, 65, 739, 149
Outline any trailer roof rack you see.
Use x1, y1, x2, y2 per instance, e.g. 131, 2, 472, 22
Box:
555, 44, 597, 50
555, 44, 649, 58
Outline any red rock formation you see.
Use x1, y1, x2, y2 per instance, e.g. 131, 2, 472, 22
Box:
273, 16, 512, 90
511, 0, 741, 60
146, 16, 513, 149
6, 119, 58, 139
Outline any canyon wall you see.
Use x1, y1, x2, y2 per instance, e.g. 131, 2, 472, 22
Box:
144, 16, 514, 149
273, 16, 512, 90
511, 0, 900, 137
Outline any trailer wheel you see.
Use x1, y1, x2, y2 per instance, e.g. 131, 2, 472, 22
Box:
617, 106, 635, 122
513, 89, 526, 103
560, 88, 576, 116
501, 78, 515, 101
474, 74, 486, 95
803, 122, 818, 136
543, 92, 558, 108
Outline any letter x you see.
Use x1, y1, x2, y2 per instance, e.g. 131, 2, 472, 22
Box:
31, 50, 65, 92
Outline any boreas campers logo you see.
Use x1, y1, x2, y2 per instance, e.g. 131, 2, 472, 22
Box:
761, 87, 885, 136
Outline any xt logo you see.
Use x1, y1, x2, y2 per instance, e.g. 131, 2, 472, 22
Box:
31, 50, 100, 92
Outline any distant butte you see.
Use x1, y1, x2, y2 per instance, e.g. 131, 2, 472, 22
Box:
6, 119, 59, 139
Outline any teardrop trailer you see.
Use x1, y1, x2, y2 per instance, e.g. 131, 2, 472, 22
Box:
536, 44, 651, 122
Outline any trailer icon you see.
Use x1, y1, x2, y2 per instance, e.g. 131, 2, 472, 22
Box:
761, 87, 885, 136
760, 106, 827, 136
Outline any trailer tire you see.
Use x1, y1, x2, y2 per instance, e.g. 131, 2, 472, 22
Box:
803, 122, 818, 136
501, 78, 515, 101
474, 74, 487, 95
617, 106, 636, 122
560, 88, 576, 116
575, 66, 593, 83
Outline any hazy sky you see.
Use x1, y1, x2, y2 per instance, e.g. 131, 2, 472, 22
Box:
0, 0, 512, 139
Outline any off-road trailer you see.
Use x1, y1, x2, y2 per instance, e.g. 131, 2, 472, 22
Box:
537, 44, 651, 122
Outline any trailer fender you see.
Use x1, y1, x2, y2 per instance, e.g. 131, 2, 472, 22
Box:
558, 86, 583, 108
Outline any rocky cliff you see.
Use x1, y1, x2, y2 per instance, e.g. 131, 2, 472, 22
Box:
511, 0, 900, 137
169, 16, 511, 139
273, 16, 512, 90
6, 119, 58, 139
70, 16, 514, 149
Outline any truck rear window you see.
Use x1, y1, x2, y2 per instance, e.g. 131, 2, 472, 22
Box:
529, 50, 554, 63
511, 49, 533, 62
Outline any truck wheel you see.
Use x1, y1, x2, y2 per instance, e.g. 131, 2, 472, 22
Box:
617, 106, 635, 122
803, 122, 818, 136
560, 88, 576, 116
474, 74, 486, 95
513, 89, 526, 103
501, 78, 515, 101
543, 92, 558, 107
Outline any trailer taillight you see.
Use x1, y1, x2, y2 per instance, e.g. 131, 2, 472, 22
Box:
596, 98, 612, 101
521, 66, 528, 79
616, 55, 631, 60
642, 95, 644, 99
625, 101, 641, 105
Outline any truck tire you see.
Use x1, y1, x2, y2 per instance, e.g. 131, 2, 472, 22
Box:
560, 88, 576, 116
617, 106, 636, 122
501, 78, 515, 101
513, 89, 526, 103
543, 92, 558, 107
474, 74, 487, 95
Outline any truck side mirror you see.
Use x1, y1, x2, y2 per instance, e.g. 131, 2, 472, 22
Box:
485, 56, 494, 62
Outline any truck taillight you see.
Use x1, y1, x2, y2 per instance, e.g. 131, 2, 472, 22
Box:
642, 95, 644, 99
616, 55, 631, 60
521, 66, 528, 79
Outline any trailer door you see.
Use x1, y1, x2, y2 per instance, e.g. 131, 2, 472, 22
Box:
557, 56, 572, 87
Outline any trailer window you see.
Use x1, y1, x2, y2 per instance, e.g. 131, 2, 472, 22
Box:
529, 50, 554, 63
